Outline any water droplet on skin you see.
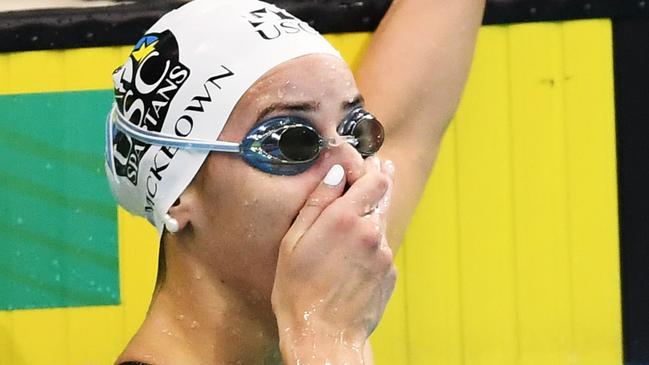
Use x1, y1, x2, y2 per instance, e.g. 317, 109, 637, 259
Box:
190, 321, 200, 329
176, 314, 185, 321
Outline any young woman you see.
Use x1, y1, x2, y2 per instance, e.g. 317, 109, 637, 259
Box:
106, 0, 484, 363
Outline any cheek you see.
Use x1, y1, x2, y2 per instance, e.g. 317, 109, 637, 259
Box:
198, 156, 326, 293
217, 166, 314, 245
246, 174, 316, 234
203, 153, 320, 237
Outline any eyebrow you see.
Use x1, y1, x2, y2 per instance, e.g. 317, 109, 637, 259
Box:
256, 101, 319, 122
255, 94, 365, 122
344, 95, 365, 110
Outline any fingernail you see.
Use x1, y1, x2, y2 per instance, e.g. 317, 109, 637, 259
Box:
324, 164, 344, 186
385, 160, 395, 178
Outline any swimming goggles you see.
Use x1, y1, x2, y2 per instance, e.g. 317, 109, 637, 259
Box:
109, 104, 384, 176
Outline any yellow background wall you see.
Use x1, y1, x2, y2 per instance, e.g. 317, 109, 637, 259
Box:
0, 19, 621, 364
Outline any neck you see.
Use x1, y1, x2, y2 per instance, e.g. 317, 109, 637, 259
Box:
124, 234, 282, 365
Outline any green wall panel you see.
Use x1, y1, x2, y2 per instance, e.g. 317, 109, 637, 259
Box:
0, 90, 119, 310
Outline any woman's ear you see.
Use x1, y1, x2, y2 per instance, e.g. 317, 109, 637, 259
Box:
165, 189, 197, 234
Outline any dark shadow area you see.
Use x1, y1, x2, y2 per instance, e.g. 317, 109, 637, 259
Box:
1, 0, 649, 52
613, 17, 649, 365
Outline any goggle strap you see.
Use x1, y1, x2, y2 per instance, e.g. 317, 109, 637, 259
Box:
111, 104, 240, 153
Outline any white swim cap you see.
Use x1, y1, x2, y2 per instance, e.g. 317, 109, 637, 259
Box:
105, 0, 341, 234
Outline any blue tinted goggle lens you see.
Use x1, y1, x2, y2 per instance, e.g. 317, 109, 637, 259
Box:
240, 109, 384, 175
278, 126, 321, 161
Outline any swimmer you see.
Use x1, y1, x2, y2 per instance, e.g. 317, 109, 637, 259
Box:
107, 0, 485, 363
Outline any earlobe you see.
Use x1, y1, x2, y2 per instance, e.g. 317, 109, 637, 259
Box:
165, 195, 193, 234
163, 214, 180, 234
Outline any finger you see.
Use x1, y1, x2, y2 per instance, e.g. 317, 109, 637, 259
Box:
377, 160, 395, 230
384, 159, 395, 181
340, 158, 390, 217
365, 155, 381, 175
282, 164, 347, 251
343, 153, 381, 188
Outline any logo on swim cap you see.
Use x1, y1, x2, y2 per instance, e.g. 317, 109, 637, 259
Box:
110, 30, 190, 185
244, 5, 318, 40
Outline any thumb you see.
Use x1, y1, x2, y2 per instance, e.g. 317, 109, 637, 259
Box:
281, 164, 346, 252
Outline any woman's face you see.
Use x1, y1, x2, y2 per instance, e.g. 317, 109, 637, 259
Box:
188, 54, 367, 302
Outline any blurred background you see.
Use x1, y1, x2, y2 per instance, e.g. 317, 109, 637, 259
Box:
0, 0, 647, 364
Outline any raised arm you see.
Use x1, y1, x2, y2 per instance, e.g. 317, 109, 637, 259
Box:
357, 0, 486, 249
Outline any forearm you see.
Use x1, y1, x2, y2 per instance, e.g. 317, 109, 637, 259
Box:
357, 0, 486, 140
355, 0, 486, 251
